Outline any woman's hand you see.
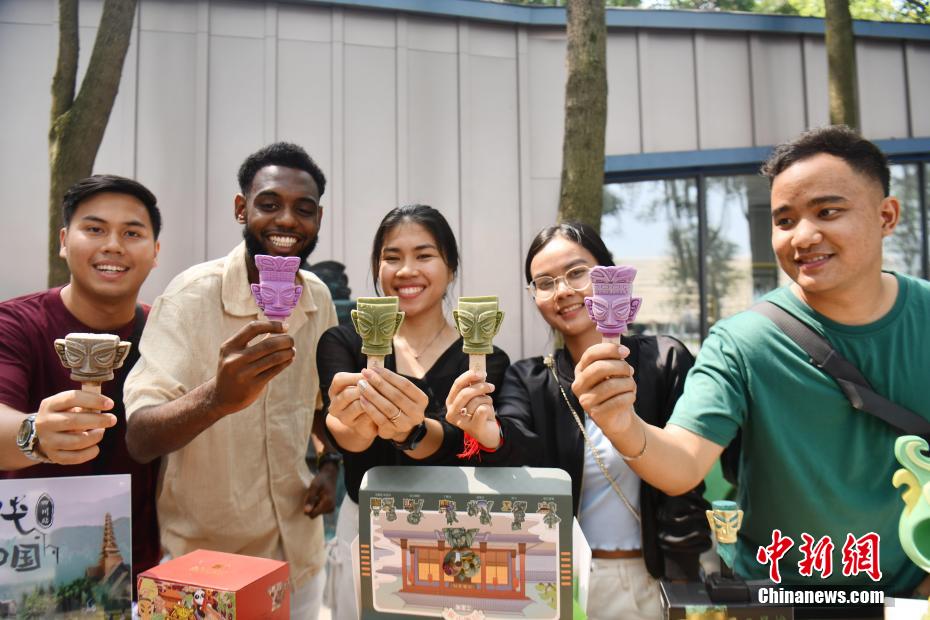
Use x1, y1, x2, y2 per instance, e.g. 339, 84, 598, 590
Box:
326, 371, 378, 446
357, 366, 429, 441
571, 343, 637, 438
445, 370, 500, 449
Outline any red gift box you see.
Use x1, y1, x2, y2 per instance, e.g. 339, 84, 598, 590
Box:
137, 549, 289, 619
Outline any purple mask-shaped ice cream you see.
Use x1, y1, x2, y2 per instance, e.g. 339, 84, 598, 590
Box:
583, 265, 642, 338
250, 255, 303, 322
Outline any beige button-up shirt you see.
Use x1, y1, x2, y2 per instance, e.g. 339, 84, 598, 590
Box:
124, 242, 337, 587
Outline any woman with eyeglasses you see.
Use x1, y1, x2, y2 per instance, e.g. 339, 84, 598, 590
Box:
446, 222, 711, 620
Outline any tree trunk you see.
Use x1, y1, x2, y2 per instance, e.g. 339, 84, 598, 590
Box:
48, 0, 138, 287
825, 0, 859, 129
557, 0, 608, 232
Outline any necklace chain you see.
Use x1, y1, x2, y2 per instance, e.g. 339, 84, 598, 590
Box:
544, 354, 641, 524
401, 323, 448, 360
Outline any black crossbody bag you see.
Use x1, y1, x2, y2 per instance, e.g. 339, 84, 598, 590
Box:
720, 300, 930, 484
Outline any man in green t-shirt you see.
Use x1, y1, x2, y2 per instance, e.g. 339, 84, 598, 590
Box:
570, 125, 930, 594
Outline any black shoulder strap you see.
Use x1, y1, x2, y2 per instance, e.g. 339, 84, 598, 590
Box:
752, 300, 930, 436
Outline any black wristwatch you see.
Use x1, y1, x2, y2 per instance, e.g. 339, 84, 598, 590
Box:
316, 451, 343, 471
391, 421, 428, 451
16, 415, 49, 462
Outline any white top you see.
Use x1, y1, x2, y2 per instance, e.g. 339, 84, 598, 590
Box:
578, 416, 642, 551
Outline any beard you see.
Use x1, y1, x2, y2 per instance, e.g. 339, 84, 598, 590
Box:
242, 225, 319, 265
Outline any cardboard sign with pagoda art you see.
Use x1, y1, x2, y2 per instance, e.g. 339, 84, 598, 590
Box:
0, 474, 132, 618
359, 466, 573, 620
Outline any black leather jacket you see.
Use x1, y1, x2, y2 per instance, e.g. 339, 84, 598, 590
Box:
480, 336, 712, 580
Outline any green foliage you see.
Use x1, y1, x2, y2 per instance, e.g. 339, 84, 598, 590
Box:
17, 586, 56, 619
488, 0, 929, 22
751, 0, 928, 22
57, 576, 96, 612
535, 582, 558, 608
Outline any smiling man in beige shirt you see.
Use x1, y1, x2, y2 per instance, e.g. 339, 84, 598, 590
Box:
124, 143, 340, 619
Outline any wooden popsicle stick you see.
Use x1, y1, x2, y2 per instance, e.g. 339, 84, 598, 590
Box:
81, 382, 102, 413
469, 354, 486, 374
602, 335, 622, 346
367, 356, 385, 370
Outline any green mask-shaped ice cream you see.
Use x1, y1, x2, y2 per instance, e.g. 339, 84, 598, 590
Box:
351, 297, 405, 357
453, 296, 504, 355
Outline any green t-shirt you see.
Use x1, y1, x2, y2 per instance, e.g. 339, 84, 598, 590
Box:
669, 273, 930, 593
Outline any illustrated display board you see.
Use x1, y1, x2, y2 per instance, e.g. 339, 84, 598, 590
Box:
137, 549, 289, 619
0, 473, 132, 618
359, 466, 573, 620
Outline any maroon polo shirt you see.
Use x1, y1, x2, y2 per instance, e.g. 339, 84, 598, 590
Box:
0, 287, 160, 583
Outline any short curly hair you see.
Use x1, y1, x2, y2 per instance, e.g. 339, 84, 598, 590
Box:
237, 142, 327, 197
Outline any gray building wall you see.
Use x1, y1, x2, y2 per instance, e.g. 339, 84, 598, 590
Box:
1, 0, 927, 358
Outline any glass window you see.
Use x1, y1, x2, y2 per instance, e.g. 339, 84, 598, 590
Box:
602, 179, 700, 351
416, 548, 440, 583
704, 174, 776, 327
884, 163, 923, 277
603, 159, 930, 345
926, 162, 930, 279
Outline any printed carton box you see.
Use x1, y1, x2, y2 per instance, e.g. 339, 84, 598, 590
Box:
359, 466, 573, 620
137, 549, 289, 619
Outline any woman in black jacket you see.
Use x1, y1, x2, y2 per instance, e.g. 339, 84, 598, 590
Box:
447, 222, 710, 620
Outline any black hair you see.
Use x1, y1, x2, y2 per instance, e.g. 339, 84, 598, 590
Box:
524, 221, 614, 284
761, 125, 890, 197
237, 142, 327, 197
370, 205, 459, 293
62, 174, 162, 239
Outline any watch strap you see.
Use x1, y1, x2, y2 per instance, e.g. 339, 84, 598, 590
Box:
316, 451, 343, 470
391, 421, 427, 451
18, 415, 50, 463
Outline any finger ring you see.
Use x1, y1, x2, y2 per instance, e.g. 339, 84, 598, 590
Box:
460, 407, 473, 419
389, 411, 402, 423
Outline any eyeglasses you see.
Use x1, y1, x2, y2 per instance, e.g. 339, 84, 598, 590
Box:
527, 265, 592, 300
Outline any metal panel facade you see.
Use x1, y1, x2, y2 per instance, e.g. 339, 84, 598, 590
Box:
1, 0, 926, 358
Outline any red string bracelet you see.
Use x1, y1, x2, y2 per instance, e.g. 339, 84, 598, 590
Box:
457, 419, 503, 461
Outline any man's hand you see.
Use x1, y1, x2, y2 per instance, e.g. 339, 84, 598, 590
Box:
303, 462, 338, 518
571, 343, 637, 438
445, 370, 500, 449
210, 320, 295, 417
34, 390, 118, 465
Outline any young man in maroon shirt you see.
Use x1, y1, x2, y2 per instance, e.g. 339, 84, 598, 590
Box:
0, 174, 162, 579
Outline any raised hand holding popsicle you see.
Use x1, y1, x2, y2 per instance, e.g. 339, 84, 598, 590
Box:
450, 296, 505, 456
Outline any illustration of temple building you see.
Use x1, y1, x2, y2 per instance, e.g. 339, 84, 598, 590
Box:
85, 512, 131, 598
380, 527, 557, 614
